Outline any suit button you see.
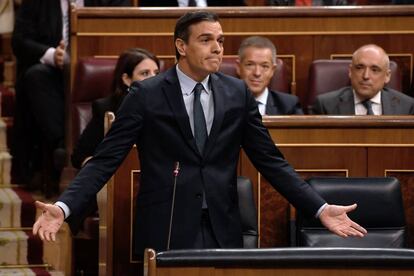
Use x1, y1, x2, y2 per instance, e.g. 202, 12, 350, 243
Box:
196, 193, 202, 199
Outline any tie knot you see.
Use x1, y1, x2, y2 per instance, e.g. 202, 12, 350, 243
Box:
194, 83, 204, 94
362, 99, 374, 115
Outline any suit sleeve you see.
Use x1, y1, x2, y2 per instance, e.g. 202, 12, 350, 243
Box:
241, 86, 326, 217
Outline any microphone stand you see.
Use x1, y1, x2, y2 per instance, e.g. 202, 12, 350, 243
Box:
167, 162, 180, 250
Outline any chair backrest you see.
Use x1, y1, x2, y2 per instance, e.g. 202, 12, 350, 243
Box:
220, 57, 290, 93
237, 176, 258, 248
306, 59, 402, 114
295, 177, 406, 248
71, 58, 117, 145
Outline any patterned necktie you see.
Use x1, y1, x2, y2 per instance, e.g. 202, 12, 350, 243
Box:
188, 0, 196, 6
362, 100, 374, 115
193, 83, 208, 154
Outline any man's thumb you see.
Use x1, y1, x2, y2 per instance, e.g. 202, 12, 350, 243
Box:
344, 203, 357, 213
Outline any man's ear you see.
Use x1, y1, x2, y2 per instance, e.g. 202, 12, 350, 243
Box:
235, 58, 241, 77
175, 38, 186, 58
384, 68, 391, 84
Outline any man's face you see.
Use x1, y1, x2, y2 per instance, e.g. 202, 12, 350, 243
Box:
349, 47, 391, 100
176, 21, 224, 81
236, 47, 276, 97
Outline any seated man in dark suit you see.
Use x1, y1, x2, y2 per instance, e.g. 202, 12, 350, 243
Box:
236, 36, 303, 115
312, 44, 414, 115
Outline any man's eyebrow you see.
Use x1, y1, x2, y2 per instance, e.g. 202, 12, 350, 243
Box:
197, 33, 224, 39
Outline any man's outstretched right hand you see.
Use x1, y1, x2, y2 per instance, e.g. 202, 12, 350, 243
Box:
32, 201, 64, 242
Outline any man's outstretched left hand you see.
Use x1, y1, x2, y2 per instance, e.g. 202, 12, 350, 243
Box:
319, 204, 367, 238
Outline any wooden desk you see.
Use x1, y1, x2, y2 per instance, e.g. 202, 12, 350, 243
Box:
143, 248, 414, 276
98, 116, 414, 275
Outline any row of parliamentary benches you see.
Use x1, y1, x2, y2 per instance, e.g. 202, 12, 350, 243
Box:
70, 57, 403, 151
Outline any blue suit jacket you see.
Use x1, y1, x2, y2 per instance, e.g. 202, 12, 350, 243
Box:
60, 67, 325, 256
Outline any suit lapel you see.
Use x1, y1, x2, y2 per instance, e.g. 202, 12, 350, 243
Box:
338, 89, 356, 115
203, 74, 225, 158
162, 68, 199, 156
381, 90, 396, 115
265, 91, 278, 115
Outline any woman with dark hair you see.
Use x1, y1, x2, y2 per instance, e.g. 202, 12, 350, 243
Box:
71, 48, 159, 169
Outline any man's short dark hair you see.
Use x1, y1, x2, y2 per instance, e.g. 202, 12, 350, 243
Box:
174, 11, 220, 60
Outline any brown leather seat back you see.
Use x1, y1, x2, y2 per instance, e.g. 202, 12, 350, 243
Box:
71, 58, 117, 144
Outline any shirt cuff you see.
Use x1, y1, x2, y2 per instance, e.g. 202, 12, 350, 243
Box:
315, 203, 328, 218
40, 47, 56, 66
55, 201, 71, 219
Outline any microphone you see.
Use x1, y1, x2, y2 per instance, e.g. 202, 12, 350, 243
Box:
167, 162, 180, 250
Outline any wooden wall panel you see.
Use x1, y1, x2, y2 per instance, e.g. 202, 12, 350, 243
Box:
368, 148, 414, 248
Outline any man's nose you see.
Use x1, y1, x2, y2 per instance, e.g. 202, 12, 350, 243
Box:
212, 41, 222, 54
362, 68, 370, 79
253, 65, 261, 76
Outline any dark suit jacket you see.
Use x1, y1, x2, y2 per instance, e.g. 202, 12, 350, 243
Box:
139, 0, 245, 6
312, 87, 414, 115
266, 90, 304, 115
61, 67, 325, 256
71, 94, 125, 169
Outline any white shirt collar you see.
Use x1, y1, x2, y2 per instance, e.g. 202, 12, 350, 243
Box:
353, 89, 382, 105
255, 88, 269, 105
176, 65, 210, 96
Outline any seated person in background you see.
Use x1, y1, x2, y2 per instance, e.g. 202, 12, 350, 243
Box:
236, 36, 303, 115
71, 48, 160, 169
268, 0, 350, 5
312, 44, 414, 115
138, 0, 246, 6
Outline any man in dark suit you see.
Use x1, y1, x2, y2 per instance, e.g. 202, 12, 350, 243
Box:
312, 44, 414, 115
236, 36, 303, 115
11, 0, 130, 189
33, 11, 366, 256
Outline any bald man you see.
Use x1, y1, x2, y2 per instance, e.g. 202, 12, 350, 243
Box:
312, 44, 414, 115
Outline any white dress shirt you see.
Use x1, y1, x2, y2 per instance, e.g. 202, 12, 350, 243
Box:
176, 65, 214, 135
177, 0, 207, 6
255, 88, 269, 116
353, 90, 382, 115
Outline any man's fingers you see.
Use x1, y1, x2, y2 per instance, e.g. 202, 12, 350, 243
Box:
38, 227, 45, 241
351, 222, 367, 235
51, 232, 57, 242
33, 220, 40, 235
335, 229, 348, 238
353, 221, 367, 233
35, 201, 48, 212
58, 40, 65, 49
